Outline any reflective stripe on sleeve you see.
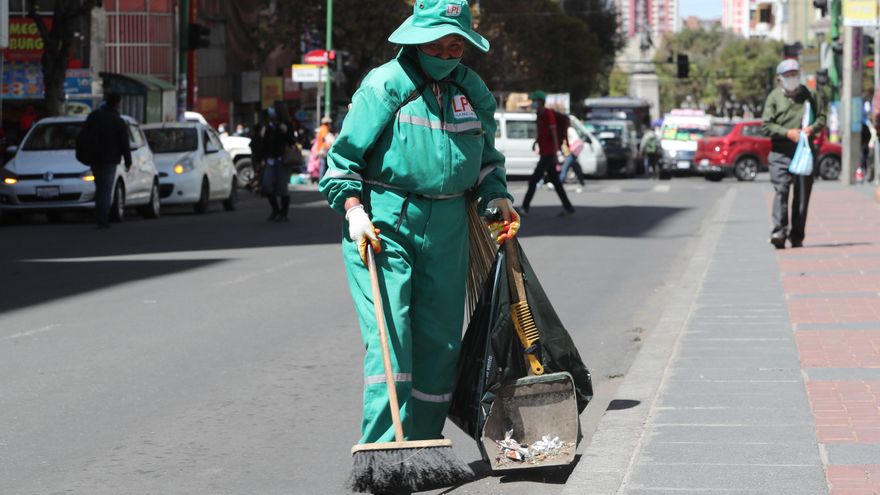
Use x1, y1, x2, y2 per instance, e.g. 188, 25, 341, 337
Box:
398, 113, 483, 133
365, 373, 412, 385
411, 388, 453, 403
324, 170, 363, 180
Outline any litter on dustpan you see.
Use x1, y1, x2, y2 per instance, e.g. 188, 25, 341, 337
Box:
494, 430, 576, 466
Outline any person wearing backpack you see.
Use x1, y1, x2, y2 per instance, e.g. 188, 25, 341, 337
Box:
520, 90, 575, 216
76, 93, 131, 229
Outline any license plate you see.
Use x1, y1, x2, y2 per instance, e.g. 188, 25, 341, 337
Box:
677, 161, 691, 169
699, 159, 710, 166
36, 186, 60, 199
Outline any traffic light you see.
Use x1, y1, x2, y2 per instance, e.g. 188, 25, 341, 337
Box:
188, 23, 211, 50
676, 54, 689, 79
813, 0, 828, 16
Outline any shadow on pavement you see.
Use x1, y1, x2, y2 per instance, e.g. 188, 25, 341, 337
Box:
607, 399, 641, 411
518, 205, 690, 239
0, 259, 227, 314
0, 194, 688, 314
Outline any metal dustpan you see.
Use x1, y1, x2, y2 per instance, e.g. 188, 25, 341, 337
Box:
481, 371, 579, 471
480, 242, 580, 471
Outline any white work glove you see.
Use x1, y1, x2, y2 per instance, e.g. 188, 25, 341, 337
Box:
346, 205, 382, 264
484, 198, 521, 245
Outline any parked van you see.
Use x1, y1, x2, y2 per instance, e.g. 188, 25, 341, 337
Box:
494, 111, 607, 178
658, 109, 712, 179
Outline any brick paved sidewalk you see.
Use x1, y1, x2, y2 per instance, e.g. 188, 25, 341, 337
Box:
564, 183, 880, 494
788, 188, 880, 495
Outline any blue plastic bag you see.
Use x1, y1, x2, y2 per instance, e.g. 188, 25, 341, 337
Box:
788, 101, 813, 176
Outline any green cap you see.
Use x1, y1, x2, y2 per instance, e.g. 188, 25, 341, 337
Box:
530, 90, 547, 101
388, 0, 489, 53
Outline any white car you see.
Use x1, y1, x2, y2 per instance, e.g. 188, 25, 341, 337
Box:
185, 111, 253, 187
141, 122, 238, 213
0, 115, 161, 223
494, 111, 608, 178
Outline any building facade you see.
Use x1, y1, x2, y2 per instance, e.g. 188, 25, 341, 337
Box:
723, 0, 820, 43
722, 0, 750, 36
615, 0, 680, 43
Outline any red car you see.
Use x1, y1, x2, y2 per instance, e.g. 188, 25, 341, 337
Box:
813, 129, 842, 180
694, 120, 769, 182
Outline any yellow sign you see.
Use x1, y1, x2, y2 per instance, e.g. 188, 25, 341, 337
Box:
844, 0, 878, 27
800, 46, 821, 74
261, 76, 283, 109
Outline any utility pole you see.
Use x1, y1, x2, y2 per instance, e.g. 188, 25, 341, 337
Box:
324, 0, 333, 119
177, 0, 189, 121
842, 25, 862, 186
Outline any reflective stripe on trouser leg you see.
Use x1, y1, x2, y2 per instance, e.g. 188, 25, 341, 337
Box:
408, 195, 468, 440
343, 189, 468, 443
343, 211, 416, 444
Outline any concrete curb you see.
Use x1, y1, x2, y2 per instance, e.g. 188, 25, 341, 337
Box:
562, 186, 737, 495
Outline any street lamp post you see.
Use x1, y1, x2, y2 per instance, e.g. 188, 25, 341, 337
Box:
324, 0, 333, 119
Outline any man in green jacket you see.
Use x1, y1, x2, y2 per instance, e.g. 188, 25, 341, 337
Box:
320, 0, 519, 445
762, 59, 825, 249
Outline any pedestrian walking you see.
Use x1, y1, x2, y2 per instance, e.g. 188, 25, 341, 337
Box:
76, 93, 132, 229
316, 116, 335, 179
762, 59, 826, 249
639, 127, 662, 179
520, 90, 575, 216
255, 105, 296, 222
318, 0, 519, 481
558, 125, 586, 192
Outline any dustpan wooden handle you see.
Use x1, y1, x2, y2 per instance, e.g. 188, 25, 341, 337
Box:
366, 246, 405, 443
505, 240, 528, 304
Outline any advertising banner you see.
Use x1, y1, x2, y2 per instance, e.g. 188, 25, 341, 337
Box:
6, 17, 51, 61
843, 0, 878, 27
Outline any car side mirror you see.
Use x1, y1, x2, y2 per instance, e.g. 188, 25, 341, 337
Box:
205, 147, 219, 154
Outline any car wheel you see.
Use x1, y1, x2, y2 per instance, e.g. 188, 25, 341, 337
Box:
223, 177, 238, 211
819, 155, 841, 180
194, 178, 210, 214
235, 158, 254, 190
704, 173, 724, 182
110, 181, 125, 222
139, 180, 160, 219
46, 211, 64, 223
734, 157, 758, 181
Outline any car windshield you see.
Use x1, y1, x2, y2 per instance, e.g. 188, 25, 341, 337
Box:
143, 128, 198, 153
21, 122, 83, 151
706, 124, 734, 137
661, 125, 707, 142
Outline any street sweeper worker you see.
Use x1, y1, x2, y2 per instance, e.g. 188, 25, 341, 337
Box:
320, 0, 519, 446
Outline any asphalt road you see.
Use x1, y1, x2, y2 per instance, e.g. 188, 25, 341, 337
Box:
0, 176, 728, 494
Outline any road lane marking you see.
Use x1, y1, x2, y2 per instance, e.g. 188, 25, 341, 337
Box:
652, 184, 671, 192
2, 323, 61, 341
599, 185, 622, 193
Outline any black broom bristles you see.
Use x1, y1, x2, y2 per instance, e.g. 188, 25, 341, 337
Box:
348, 445, 474, 493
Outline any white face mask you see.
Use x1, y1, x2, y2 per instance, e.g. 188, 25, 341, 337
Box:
780, 75, 800, 92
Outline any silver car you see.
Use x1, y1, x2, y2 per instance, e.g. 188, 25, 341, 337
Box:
0, 115, 161, 223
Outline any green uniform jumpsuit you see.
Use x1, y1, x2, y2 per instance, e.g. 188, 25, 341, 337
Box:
319, 47, 512, 444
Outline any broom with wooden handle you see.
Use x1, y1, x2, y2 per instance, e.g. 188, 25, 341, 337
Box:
348, 245, 474, 493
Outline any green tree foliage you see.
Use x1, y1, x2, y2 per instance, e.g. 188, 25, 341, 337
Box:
654, 26, 783, 116
29, 0, 103, 117
559, 0, 626, 94
259, 0, 618, 105
608, 68, 629, 97
468, 0, 603, 104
